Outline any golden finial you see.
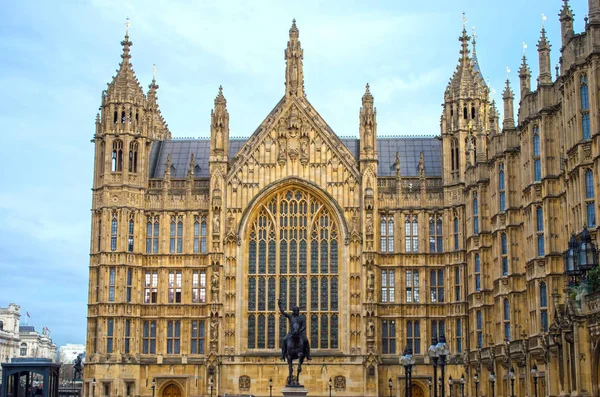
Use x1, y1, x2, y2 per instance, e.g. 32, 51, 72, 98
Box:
541, 13, 547, 28
506, 66, 511, 79
125, 17, 131, 35
522, 42, 527, 56
153, 64, 157, 80
462, 12, 467, 30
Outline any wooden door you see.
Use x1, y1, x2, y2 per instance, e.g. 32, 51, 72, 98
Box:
162, 384, 181, 397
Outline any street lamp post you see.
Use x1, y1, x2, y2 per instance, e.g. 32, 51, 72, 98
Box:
269, 378, 273, 397
428, 338, 439, 397
488, 371, 495, 397
436, 335, 451, 397
329, 378, 332, 397
209, 378, 214, 397
92, 378, 96, 397
531, 363, 538, 397
151, 379, 156, 397
473, 372, 479, 397
389, 378, 393, 397
509, 367, 515, 397
401, 347, 416, 397
448, 377, 453, 397
564, 228, 599, 285
438, 378, 442, 397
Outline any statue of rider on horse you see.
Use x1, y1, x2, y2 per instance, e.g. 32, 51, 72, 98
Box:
278, 298, 311, 386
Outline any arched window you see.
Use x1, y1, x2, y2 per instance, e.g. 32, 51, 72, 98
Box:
20, 343, 27, 356
473, 193, 479, 235
429, 216, 443, 253
586, 169, 596, 227
121, 110, 126, 124
169, 216, 183, 254
451, 139, 460, 175
247, 189, 339, 351
450, 105, 454, 117
128, 141, 138, 173
536, 207, 545, 256
106, 319, 114, 353
533, 127, 541, 182
111, 140, 123, 172
380, 216, 394, 253
463, 107, 468, 119
110, 215, 118, 252
581, 74, 591, 139
501, 233, 508, 276
201, 221, 207, 253
540, 281, 548, 332
113, 110, 118, 124
499, 164, 506, 211
128, 216, 134, 252
193, 217, 200, 253
146, 216, 159, 254
405, 216, 418, 253
503, 298, 511, 341
476, 310, 483, 348
453, 217, 459, 251
406, 320, 421, 354
471, 106, 476, 119
474, 253, 481, 291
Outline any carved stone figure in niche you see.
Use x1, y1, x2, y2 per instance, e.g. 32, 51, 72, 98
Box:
226, 215, 235, 234
213, 212, 220, 233
365, 212, 373, 234
215, 129, 223, 150
210, 318, 218, 341
350, 214, 359, 235
367, 267, 375, 292
365, 125, 373, 148
366, 318, 375, 339
211, 271, 220, 292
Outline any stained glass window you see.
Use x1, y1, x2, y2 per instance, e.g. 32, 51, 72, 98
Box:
247, 189, 339, 350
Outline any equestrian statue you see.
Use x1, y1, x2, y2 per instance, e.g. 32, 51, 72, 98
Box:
278, 298, 311, 386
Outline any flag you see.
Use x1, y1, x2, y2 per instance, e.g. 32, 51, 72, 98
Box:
26, 311, 30, 318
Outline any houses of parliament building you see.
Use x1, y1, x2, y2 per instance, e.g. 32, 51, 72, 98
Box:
85, 1, 600, 397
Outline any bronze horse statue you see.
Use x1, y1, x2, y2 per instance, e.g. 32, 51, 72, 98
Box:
278, 298, 311, 386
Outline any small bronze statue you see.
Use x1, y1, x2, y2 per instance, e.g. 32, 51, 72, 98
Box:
73, 354, 84, 381
278, 298, 311, 386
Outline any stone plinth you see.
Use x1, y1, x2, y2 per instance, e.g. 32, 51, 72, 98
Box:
282, 385, 308, 397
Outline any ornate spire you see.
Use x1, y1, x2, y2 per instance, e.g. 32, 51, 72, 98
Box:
471, 26, 484, 80
418, 152, 425, 178
559, 0, 574, 44
394, 151, 401, 177
211, 85, 230, 156
519, 43, 531, 97
359, 83, 377, 156
459, 13, 471, 64
106, 18, 144, 101
362, 83, 374, 109
502, 77, 515, 129
285, 19, 305, 97
187, 154, 195, 179
537, 18, 552, 85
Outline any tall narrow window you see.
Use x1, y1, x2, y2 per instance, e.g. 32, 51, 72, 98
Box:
128, 216, 134, 252
201, 220, 207, 253
381, 270, 395, 303
453, 217, 459, 251
533, 127, 541, 182
194, 217, 200, 253
499, 164, 506, 211
473, 193, 479, 235
142, 321, 156, 354
144, 270, 158, 304
380, 216, 394, 253
501, 233, 509, 276
476, 310, 483, 348
381, 320, 396, 354
166, 320, 181, 354
191, 320, 205, 354
586, 170, 596, 227
106, 319, 114, 353
540, 282, 548, 332
192, 270, 206, 303
406, 270, 420, 303
20, 343, 27, 356
406, 320, 421, 354
112, 140, 123, 172
405, 216, 418, 253
111, 215, 118, 252
124, 319, 131, 353
108, 268, 116, 302
430, 269, 444, 303
429, 216, 443, 253
97, 218, 102, 252
581, 74, 591, 139
503, 298, 511, 341
128, 141, 138, 173
456, 319, 463, 353
536, 207, 545, 256
454, 267, 461, 301
168, 271, 182, 303
126, 268, 132, 303
474, 254, 481, 291
169, 217, 183, 254
146, 216, 159, 254
431, 319, 445, 340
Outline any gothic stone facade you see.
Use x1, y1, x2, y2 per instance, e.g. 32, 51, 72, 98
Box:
85, 2, 600, 397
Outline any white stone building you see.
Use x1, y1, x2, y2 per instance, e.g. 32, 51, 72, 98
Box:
0, 303, 21, 365
19, 325, 57, 360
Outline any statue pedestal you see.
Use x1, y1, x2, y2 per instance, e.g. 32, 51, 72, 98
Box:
282, 385, 308, 397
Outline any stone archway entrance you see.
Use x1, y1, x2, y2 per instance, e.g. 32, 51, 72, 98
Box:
162, 384, 182, 397
411, 383, 425, 397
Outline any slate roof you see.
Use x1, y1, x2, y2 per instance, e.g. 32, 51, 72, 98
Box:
149, 136, 442, 179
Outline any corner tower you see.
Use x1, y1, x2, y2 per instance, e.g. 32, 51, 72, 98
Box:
441, 20, 489, 184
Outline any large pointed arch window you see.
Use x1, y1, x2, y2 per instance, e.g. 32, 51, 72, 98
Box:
247, 189, 339, 350
112, 140, 123, 172
581, 74, 591, 139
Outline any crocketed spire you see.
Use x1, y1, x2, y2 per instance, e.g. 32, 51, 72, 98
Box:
285, 19, 305, 97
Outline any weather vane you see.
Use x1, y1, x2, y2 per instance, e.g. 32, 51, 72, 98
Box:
462, 12, 467, 30
153, 64, 157, 80
506, 66, 511, 79
542, 13, 547, 28
125, 17, 131, 35
522, 42, 527, 56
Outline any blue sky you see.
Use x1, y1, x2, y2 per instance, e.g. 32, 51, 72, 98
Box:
0, 1, 588, 348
